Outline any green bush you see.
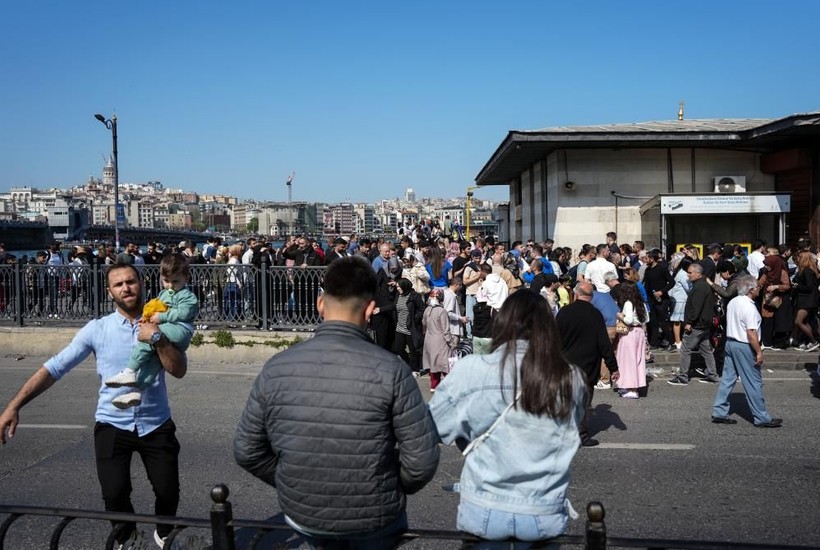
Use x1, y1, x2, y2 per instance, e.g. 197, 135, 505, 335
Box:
190, 332, 205, 347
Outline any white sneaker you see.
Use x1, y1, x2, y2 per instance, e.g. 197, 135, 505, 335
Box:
621, 391, 639, 399
112, 392, 142, 409
153, 529, 166, 549
805, 342, 820, 352
594, 380, 611, 389
105, 369, 138, 388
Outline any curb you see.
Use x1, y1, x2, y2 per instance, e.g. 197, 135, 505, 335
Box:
0, 327, 311, 364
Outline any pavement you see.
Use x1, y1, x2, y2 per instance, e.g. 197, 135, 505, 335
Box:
1, 344, 819, 548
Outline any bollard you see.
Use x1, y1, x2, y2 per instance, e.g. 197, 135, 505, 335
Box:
585, 501, 606, 550
210, 484, 236, 550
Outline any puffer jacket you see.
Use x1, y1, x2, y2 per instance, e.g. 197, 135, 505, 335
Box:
234, 321, 440, 534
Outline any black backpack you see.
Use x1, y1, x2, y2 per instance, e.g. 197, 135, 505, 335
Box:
472, 302, 493, 338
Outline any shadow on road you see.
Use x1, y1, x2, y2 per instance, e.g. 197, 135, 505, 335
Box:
234, 512, 304, 548
589, 403, 627, 436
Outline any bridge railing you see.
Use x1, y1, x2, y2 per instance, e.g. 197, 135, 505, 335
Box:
1, 484, 814, 550
0, 261, 324, 331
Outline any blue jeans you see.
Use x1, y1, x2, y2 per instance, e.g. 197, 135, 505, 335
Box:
712, 339, 773, 425
466, 294, 477, 337
457, 500, 565, 548
293, 511, 407, 550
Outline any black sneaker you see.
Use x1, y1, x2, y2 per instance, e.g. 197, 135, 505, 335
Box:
581, 438, 600, 447
711, 416, 738, 425
694, 367, 706, 377
667, 376, 688, 386
755, 418, 783, 428
698, 375, 719, 384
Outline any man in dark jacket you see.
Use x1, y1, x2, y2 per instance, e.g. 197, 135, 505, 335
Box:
234, 257, 439, 547
556, 281, 620, 447
643, 249, 676, 351
669, 263, 720, 385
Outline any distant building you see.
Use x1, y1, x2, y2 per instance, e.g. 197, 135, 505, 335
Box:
405, 187, 416, 202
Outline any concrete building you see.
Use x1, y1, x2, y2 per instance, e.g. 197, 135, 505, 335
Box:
475, 112, 820, 254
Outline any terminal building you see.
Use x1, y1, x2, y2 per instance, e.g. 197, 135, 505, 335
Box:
475, 110, 820, 254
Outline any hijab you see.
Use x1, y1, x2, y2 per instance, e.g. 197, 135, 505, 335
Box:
762, 254, 786, 286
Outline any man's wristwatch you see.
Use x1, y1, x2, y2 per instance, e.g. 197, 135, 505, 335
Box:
150, 331, 163, 349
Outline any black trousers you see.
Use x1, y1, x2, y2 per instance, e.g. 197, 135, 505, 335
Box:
579, 385, 595, 442
648, 298, 675, 347
94, 419, 180, 541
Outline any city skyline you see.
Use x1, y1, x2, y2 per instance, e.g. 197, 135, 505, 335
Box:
2, 1, 819, 203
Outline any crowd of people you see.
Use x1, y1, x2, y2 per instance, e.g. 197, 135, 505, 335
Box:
1, 218, 805, 548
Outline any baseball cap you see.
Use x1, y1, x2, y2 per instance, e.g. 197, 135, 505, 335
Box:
470, 249, 482, 257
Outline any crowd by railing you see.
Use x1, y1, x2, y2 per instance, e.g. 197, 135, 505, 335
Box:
0, 260, 324, 330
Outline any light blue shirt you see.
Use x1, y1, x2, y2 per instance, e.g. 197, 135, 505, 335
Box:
44, 310, 172, 436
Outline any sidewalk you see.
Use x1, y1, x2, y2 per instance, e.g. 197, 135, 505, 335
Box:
0, 326, 310, 364
649, 348, 818, 373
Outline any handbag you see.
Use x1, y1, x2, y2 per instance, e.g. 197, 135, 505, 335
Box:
763, 292, 782, 310
615, 318, 629, 335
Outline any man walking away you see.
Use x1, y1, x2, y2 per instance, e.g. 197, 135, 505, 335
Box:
711, 274, 782, 427
234, 257, 439, 548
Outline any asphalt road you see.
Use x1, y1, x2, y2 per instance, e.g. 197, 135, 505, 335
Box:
1, 356, 819, 549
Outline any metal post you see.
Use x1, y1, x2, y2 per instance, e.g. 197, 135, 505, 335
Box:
112, 114, 119, 254
585, 501, 607, 550
209, 484, 236, 550
13, 262, 23, 327
92, 257, 101, 319
260, 257, 269, 331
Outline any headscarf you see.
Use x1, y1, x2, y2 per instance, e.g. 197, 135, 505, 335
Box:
385, 257, 402, 280
762, 254, 786, 286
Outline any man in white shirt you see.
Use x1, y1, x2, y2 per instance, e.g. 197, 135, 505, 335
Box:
746, 239, 767, 278
584, 244, 615, 293
711, 274, 782, 427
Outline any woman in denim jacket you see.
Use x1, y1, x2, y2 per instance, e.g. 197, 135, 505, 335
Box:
429, 289, 586, 546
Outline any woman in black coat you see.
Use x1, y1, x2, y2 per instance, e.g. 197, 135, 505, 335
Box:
790, 251, 820, 350
391, 278, 427, 373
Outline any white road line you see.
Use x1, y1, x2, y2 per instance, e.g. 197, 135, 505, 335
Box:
596, 443, 696, 450
18, 424, 87, 429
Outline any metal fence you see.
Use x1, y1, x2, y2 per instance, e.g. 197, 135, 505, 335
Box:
1, 484, 815, 550
0, 262, 325, 331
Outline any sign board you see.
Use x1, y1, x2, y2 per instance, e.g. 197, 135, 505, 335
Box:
660, 194, 790, 215
116, 204, 126, 227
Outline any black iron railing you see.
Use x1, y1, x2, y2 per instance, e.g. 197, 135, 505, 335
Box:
0, 261, 324, 331
0, 484, 816, 549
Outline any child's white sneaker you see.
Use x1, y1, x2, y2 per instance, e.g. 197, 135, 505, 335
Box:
112, 392, 142, 409
105, 369, 138, 388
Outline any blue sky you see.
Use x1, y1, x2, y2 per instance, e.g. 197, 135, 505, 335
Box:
1, 1, 818, 203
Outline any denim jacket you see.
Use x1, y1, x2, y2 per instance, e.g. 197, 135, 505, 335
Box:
429, 342, 585, 516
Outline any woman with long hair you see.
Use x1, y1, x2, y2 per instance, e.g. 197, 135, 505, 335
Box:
425, 244, 452, 289
614, 281, 648, 399
669, 255, 693, 349
790, 251, 820, 351
429, 289, 586, 543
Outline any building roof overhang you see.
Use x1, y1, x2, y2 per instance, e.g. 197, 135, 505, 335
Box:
475, 112, 820, 186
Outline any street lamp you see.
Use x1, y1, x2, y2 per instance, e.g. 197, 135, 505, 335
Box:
466, 185, 480, 240
94, 112, 119, 252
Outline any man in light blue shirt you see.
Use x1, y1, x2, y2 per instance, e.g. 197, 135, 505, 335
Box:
0, 262, 187, 548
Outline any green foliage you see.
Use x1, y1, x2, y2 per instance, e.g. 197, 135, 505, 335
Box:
190, 332, 205, 347
212, 330, 236, 348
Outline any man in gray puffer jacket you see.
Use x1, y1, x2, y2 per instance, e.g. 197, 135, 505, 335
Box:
234, 256, 440, 547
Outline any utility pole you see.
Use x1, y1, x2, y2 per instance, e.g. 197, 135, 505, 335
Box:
466, 185, 480, 240
286, 172, 295, 235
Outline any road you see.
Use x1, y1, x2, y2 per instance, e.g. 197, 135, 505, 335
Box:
0, 356, 818, 549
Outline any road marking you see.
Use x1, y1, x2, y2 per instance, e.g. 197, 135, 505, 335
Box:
18, 424, 87, 430
597, 443, 696, 450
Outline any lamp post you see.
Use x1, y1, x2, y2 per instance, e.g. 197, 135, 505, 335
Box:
94, 112, 119, 252
466, 185, 480, 240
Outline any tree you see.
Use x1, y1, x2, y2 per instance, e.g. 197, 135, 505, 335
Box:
247, 217, 259, 233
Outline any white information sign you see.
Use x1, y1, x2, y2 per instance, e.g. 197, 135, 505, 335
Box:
660, 194, 790, 215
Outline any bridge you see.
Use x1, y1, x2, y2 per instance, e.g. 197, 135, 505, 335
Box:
0, 220, 212, 250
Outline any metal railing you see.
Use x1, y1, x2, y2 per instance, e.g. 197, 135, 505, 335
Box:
1, 484, 815, 549
0, 261, 324, 331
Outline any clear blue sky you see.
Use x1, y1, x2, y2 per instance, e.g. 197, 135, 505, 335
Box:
1, 1, 818, 203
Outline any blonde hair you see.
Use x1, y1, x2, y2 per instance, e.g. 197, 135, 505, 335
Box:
228, 244, 243, 258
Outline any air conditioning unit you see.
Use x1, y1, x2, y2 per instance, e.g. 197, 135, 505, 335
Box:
713, 176, 746, 193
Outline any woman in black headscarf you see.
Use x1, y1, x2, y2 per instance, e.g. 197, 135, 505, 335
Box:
757, 251, 792, 349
